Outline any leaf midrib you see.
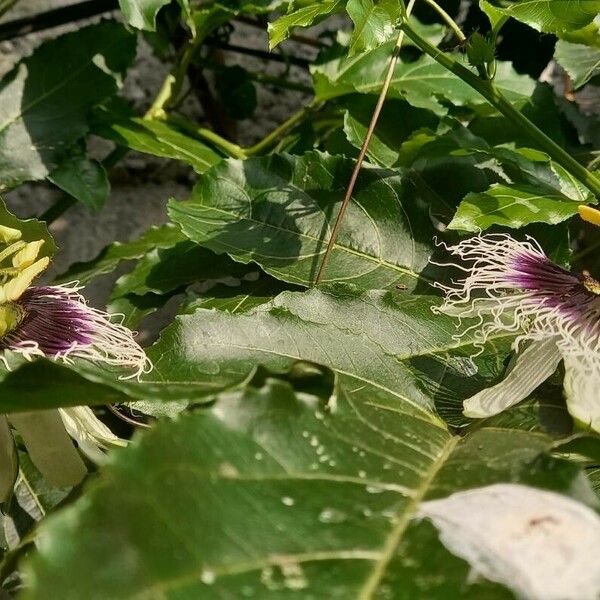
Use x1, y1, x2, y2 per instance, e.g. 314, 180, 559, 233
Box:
173, 201, 424, 283
357, 435, 458, 598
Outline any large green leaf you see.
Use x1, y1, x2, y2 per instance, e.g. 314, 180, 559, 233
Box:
481, 0, 600, 34
92, 117, 222, 174
0, 287, 510, 411
0, 21, 135, 189
312, 45, 535, 114
168, 152, 437, 289
394, 126, 595, 231
268, 0, 344, 48
347, 0, 402, 55
447, 146, 595, 231
22, 378, 595, 598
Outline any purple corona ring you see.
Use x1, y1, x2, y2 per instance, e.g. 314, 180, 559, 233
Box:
0, 284, 151, 380
432, 234, 600, 430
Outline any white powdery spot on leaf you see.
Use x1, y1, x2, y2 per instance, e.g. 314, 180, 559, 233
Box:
418, 483, 600, 600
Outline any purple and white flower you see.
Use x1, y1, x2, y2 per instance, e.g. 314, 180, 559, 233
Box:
0, 283, 151, 380
433, 234, 600, 430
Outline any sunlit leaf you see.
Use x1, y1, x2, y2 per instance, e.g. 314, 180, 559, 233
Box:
22, 383, 594, 598
481, 0, 600, 34
168, 152, 438, 289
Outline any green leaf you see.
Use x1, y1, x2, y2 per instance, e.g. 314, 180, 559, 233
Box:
402, 127, 596, 231
342, 96, 439, 167
481, 0, 600, 34
466, 32, 496, 67
555, 24, 600, 89
111, 241, 252, 297
22, 381, 595, 598
0, 360, 132, 413
168, 152, 437, 289
118, 0, 172, 30
479, 0, 508, 29
449, 183, 587, 231
92, 116, 221, 174
8, 411, 87, 487
268, 0, 344, 48
0, 287, 510, 410
47, 150, 109, 212
0, 198, 55, 260
57, 224, 185, 286
106, 293, 175, 330
0, 21, 135, 189
347, 0, 402, 55
312, 45, 535, 114
0, 417, 16, 503
14, 450, 72, 520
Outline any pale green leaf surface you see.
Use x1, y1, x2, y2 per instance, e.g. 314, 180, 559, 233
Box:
0, 288, 511, 410
22, 384, 593, 598
555, 20, 600, 89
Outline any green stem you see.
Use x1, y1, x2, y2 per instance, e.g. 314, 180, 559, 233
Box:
423, 0, 466, 42
245, 102, 318, 156
166, 114, 247, 159
401, 22, 600, 200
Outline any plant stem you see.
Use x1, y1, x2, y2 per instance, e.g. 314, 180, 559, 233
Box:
401, 21, 600, 200
314, 0, 417, 285
246, 102, 318, 155
166, 114, 247, 159
423, 0, 466, 42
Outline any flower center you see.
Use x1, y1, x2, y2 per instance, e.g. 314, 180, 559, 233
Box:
583, 272, 600, 296
0, 302, 24, 339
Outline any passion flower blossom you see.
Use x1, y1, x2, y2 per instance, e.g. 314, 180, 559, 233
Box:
432, 234, 600, 431
0, 284, 151, 380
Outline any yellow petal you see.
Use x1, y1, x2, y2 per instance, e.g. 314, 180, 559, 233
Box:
579, 205, 600, 227
12, 239, 44, 269
0, 256, 50, 302
0, 225, 21, 244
